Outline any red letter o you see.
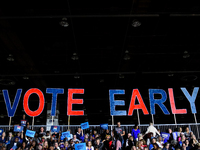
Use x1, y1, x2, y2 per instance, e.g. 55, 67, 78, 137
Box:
23, 88, 45, 117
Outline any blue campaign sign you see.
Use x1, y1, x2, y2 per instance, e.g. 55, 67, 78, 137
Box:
100, 124, 108, 130
161, 132, 170, 141
14, 125, 24, 132
172, 132, 178, 140
0, 129, 3, 136
80, 122, 89, 130
26, 130, 36, 138
51, 126, 60, 132
62, 131, 71, 138
75, 143, 86, 150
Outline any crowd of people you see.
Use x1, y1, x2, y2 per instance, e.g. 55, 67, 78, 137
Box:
0, 115, 199, 150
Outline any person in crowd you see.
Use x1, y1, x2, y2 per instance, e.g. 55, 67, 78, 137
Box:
0, 132, 6, 144
184, 139, 191, 150
126, 136, 135, 150
152, 143, 159, 150
131, 125, 140, 142
6, 132, 14, 144
178, 127, 184, 137
190, 134, 198, 146
76, 128, 84, 142
37, 144, 43, 150
66, 129, 73, 141
42, 140, 48, 150
168, 128, 174, 143
21, 141, 27, 150
149, 138, 157, 150
179, 135, 186, 148
137, 139, 147, 150
8, 137, 21, 150
20, 114, 29, 128
72, 135, 80, 143
196, 143, 200, 150
64, 141, 68, 150
103, 135, 112, 150
115, 134, 122, 150
92, 130, 97, 139
101, 129, 110, 141
156, 136, 164, 148
189, 134, 198, 149
184, 127, 192, 140
43, 131, 51, 145
162, 142, 170, 150
68, 139, 74, 149
54, 142, 60, 150
33, 133, 40, 145
115, 121, 125, 146
126, 134, 132, 148
86, 141, 94, 150
170, 140, 178, 150
93, 138, 104, 150
29, 140, 37, 150
145, 123, 160, 138
38, 127, 46, 138
14, 132, 23, 144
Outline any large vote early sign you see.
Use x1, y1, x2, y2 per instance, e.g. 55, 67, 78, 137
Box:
1, 87, 199, 117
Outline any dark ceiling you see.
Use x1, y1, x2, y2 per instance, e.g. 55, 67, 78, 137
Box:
0, 0, 200, 125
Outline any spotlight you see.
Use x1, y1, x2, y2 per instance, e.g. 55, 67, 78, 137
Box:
59, 18, 69, 27
132, 19, 141, 27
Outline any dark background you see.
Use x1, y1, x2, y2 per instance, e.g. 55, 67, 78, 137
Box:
0, 1, 200, 125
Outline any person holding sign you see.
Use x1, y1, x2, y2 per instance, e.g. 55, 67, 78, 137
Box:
144, 123, 160, 138
76, 128, 84, 142
8, 137, 21, 150
114, 121, 125, 146
14, 131, 23, 144
20, 114, 29, 128
6, 132, 14, 144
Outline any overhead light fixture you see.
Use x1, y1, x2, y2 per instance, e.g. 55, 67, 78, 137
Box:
183, 51, 190, 58
23, 76, 29, 80
132, 19, 141, 27
74, 75, 80, 79
168, 73, 174, 77
124, 50, 131, 60
71, 53, 79, 60
119, 74, 125, 79
7, 54, 14, 61
59, 18, 69, 27
0, 79, 15, 86
100, 79, 104, 83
